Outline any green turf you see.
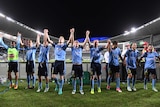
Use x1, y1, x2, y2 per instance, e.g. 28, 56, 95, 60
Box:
0, 80, 160, 107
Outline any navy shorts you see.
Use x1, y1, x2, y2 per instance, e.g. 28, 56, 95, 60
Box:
53, 60, 65, 75
109, 64, 120, 74
38, 62, 49, 76
8, 62, 18, 72
72, 64, 83, 78
26, 61, 35, 73
90, 62, 101, 76
127, 68, 137, 75
145, 69, 156, 75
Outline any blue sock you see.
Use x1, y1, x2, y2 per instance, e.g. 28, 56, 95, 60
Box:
38, 82, 42, 89
127, 77, 130, 87
32, 75, 36, 87
132, 77, 135, 87
144, 77, 148, 86
10, 80, 12, 85
27, 75, 30, 86
54, 78, 59, 87
46, 82, 49, 88
59, 79, 64, 91
107, 75, 111, 86
72, 78, 76, 91
98, 78, 101, 88
91, 79, 94, 89
152, 79, 156, 88
79, 77, 83, 91
15, 80, 18, 86
116, 77, 120, 88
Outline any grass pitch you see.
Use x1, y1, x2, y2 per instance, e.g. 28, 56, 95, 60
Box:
0, 80, 160, 107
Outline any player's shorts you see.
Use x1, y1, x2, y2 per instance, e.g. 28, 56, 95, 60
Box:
8, 62, 18, 72
71, 64, 83, 78
38, 62, 49, 76
144, 69, 156, 75
26, 61, 35, 73
90, 62, 101, 76
53, 60, 65, 75
127, 68, 136, 75
109, 64, 120, 74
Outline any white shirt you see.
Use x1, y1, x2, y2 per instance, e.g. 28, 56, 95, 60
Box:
121, 49, 127, 59
104, 51, 109, 63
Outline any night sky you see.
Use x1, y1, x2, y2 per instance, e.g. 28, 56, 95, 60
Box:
0, 0, 160, 39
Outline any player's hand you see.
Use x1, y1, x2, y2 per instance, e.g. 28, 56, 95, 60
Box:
86, 30, 90, 36
37, 34, 41, 37
107, 39, 111, 44
17, 32, 21, 36
44, 29, 48, 33
70, 28, 75, 33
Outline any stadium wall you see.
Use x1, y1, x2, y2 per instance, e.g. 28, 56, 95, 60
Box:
0, 62, 160, 81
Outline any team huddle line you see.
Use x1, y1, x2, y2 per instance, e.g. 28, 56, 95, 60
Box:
0, 28, 159, 95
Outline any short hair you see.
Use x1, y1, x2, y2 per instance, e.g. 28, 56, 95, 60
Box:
113, 41, 118, 45
11, 41, 16, 44
130, 42, 136, 47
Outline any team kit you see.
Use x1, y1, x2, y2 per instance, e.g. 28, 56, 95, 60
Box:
0, 28, 159, 95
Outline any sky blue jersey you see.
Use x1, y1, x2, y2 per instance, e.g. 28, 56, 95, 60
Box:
125, 49, 139, 69
109, 47, 121, 66
90, 45, 104, 64
38, 44, 50, 63
71, 45, 83, 64
141, 52, 159, 69
25, 46, 37, 61
53, 43, 68, 61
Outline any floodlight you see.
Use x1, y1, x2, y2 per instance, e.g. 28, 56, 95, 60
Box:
0, 13, 5, 18
130, 27, 137, 33
6, 17, 15, 22
123, 31, 130, 36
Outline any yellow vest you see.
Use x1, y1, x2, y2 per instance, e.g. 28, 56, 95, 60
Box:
7, 48, 19, 61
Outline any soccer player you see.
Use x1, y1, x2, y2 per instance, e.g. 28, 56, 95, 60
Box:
36, 29, 51, 93
139, 44, 160, 92
23, 38, 39, 89
70, 28, 88, 95
121, 43, 130, 83
107, 40, 123, 92
88, 31, 108, 94
141, 42, 149, 81
124, 43, 139, 91
0, 32, 23, 90
47, 28, 72, 95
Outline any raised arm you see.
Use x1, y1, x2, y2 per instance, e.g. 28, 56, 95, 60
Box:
67, 28, 75, 45
107, 39, 111, 52
43, 29, 53, 44
81, 30, 90, 47
16, 32, 23, 50
43, 29, 48, 42
85, 30, 91, 46
0, 34, 8, 49
36, 33, 41, 47
17, 32, 24, 46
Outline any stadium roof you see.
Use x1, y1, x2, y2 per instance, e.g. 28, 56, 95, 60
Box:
0, 12, 58, 42
1, 12, 160, 44
108, 17, 160, 42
